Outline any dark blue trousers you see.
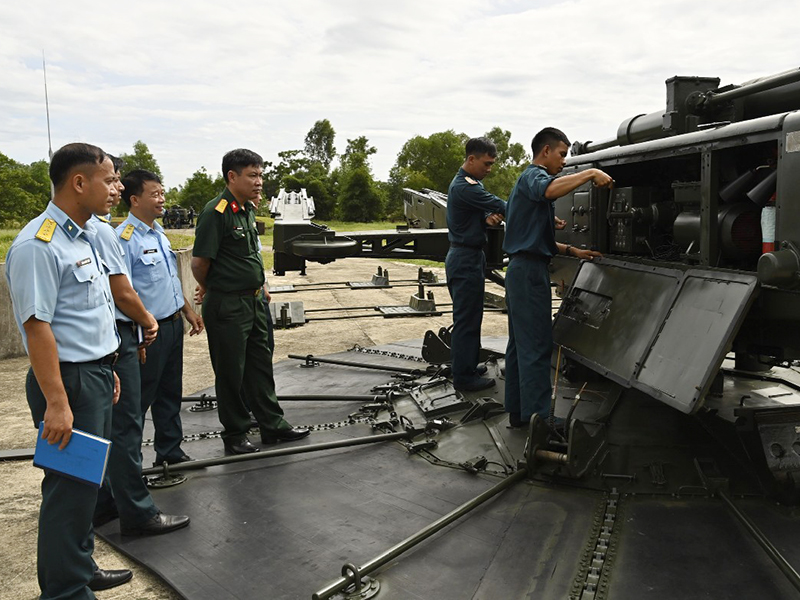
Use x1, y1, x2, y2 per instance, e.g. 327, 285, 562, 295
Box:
445, 246, 486, 387
97, 324, 158, 528
27, 363, 113, 600
504, 254, 553, 420
140, 316, 185, 463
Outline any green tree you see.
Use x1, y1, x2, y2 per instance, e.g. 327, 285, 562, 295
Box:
341, 136, 376, 172
304, 119, 336, 171
482, 127, 529, 198
386, 129, 467, 217
119, 140, 163, 180
179, 167, 224, 211
337, 167, 384, 222
0, 154, 50, 226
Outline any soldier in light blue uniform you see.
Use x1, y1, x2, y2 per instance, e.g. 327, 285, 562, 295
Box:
503, 128, 610, 427
445, 137, 506, 392
91, 158, 190, 539
117, 169, 203, 467
6, 143, 122, 600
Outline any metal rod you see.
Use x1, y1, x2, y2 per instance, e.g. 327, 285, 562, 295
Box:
287, 354, 425, 374
141, 430, 412, 476
305, 302, 454, 313
181, 394, 391, 403
313, 468, 528, 600
707, 68, 800, 107
717, 488, 800, 593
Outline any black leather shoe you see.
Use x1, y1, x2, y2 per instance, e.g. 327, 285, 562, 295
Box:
454, 377, 495, 392
88, 568, 133, 591
508, 412, 530, 428
153, 453, 192, 467
224, 438, 260, 455
121, 512, 190, 536
261, 426, 311, 444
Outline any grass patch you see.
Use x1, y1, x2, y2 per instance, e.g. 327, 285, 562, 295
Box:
0, 230, 19, 262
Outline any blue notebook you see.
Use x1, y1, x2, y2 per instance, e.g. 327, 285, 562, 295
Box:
32, 422, 112, 487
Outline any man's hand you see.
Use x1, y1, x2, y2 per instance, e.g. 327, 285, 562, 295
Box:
574, 248, 603, 260
591, 169, 613, 188
185, 309, 204, 336
42, 398, 73, 450
262, 284, 271, 303
138, 347, 147, 364
112, 372, 121, 404
485, 213, 504, 226
193, 284, 206, 305
142, 313, 159, 346
555, 216, 567, 230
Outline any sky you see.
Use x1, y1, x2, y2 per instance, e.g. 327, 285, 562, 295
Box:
1, 0, 798, 189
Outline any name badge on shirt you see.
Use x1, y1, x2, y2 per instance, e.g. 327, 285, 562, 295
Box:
143, 248, 158, 255
76, 257, 92, 267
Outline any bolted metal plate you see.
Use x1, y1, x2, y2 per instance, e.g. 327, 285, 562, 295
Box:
377, 306, 443, 317
269, 301, 306, 327
554, 258, 758, 414
409, 380, 471, 416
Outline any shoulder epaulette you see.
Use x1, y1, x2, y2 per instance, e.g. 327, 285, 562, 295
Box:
35, 219, 57, 243
215, 199, 229, 213
465, 176, 478, 185
120, 224, 135, 241
96, 215, 110, 224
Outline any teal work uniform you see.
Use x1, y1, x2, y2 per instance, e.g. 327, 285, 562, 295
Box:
193, 188, 289, 443
90, 214, 159, 529
6, 202, 119, 600
116, 214, 187, 464
445, 168, 506, 387
502, 164, 557, 421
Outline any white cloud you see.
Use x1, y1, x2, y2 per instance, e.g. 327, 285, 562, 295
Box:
0, 0, 796, 188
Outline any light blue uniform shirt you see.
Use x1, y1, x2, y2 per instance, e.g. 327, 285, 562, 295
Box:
5, 202, 119, 362
116, 214, 184, 320
91, 214, 134, 321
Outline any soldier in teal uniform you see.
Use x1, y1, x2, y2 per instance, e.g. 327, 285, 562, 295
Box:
503, 128, 610, 427
91, 158, 190, 539
192, 149, 309, 454
118, 170, 203, 468
6, 143, 123, 599
446, 137, 506, 392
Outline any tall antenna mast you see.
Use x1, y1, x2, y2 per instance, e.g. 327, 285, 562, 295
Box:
42, 50, 53, 160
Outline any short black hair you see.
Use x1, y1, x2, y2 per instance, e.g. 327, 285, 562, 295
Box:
222, 148, 264, 183
531, 127, 571, 157
49, 143, 107, 190
107, 154, 125, 174
121, 169, 162, 207
465, 137, 497, 159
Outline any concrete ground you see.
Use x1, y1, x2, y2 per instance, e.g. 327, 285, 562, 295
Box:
0, 258, 509, 600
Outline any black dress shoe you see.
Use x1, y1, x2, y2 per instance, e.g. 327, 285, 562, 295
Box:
88, 568, 133, 591
121, 512, 190, 536
261, 426, 311, 444
454, 377, 495, 392
153, 453, 192, 467
224, 438, 260, 455
507, 412, 530, 428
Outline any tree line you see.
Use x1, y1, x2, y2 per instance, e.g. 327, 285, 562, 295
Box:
0, 120, 530, 226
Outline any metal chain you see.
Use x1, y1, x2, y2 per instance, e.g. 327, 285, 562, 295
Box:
348, 343, 427, 363
141, 414, 376, 447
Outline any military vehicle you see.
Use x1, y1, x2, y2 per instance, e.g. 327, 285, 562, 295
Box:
93, 68, 800, 599
162, 205, 195, 228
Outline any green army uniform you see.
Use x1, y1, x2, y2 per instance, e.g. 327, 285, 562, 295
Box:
193, 187, 289, 443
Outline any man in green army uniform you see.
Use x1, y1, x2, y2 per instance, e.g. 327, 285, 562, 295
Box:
191, 148, 309, 454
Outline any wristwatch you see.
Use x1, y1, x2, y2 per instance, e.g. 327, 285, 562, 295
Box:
564, 244, 573, 256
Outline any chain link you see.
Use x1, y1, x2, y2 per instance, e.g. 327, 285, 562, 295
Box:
348, 343, 427, 363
